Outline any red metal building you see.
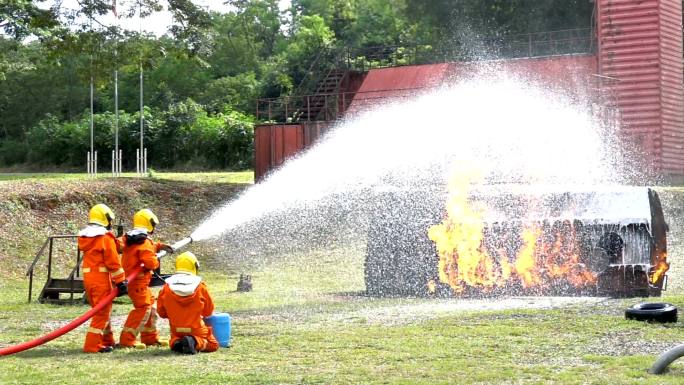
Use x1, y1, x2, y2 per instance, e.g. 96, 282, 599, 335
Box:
597, 0, 684, 178
255, 0, 683, 182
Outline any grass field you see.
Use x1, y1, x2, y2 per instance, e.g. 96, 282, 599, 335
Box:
2, 250, 684, 385
2, 174, 684, 384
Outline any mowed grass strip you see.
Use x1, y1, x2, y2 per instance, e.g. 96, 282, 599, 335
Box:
0, 171, 254, 184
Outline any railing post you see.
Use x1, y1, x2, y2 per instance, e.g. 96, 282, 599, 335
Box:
284, 97, 288, 123
28, 270, 33, 303
71, 246, 80, 303
341, 92, 346, 117
47, 237, 53, 282
528, 33, 533, 57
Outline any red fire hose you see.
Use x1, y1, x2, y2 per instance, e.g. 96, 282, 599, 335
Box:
0, 236, 192, 357
0, 265, 144, 356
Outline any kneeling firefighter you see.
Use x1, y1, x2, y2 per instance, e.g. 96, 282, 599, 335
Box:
157, 252, 218, 354
119, 209, 173, 348
78, 204, 128, 353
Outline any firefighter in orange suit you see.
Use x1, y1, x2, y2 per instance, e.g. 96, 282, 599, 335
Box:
157, 252, 218, 354
119, 209, 173, 348
78, 204, 128, 353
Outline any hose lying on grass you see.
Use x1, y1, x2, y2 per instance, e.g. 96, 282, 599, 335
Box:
0, 265, 144, 356
650, 344, 684, 374
0, 237, 191, 356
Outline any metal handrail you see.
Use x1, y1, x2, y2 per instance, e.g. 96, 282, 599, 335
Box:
25, 238, 51, 277
256, 86, 439, 122
343, 28, 594, 71
26, 235, 80, 303
256, 27, 596, 123
287, 28, 594, 99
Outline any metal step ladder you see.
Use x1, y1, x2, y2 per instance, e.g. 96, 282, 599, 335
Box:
38, 277, 85, 302
27, 235, 85, 303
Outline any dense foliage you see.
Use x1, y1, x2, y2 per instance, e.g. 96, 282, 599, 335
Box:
0, 0, 593, 170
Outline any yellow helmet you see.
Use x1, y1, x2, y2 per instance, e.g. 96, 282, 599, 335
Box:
133, 209, 159, 233
89, 204, 115, 228
175, 252, 200, 275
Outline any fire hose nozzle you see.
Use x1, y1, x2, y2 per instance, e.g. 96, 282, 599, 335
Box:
170, 236, 193, 251
157, 236, 193, 260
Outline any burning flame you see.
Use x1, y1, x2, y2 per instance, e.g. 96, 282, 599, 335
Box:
650, 252, 669, 284
428, 175, 597, 294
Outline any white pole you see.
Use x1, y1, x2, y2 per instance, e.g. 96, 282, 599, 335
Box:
139, 63, 144, 177
136, 148, 140, 175
94, 151, 98, 177
112, 150, 115, 177
89, 11, 94, 178
139, 1, 144, 178
143, 147, 147, 174
113, 0, 119, 177
114, 67, 119, 168
87, 151, 91, 175
90, 75, 94, 170
119, 149, 122, 176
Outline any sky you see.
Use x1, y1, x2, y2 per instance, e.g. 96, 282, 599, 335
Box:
46, 0, 292, 36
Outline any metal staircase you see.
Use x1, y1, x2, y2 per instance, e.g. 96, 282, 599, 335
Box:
299, 69, 349, 121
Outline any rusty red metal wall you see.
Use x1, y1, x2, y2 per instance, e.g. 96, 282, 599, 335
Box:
446, 55, 599, 100
254, 122, 332, 181
597, 0, 684, 178
347, 64, 450, 113
254, 124, 303, 181
354, 63, 450, 97
347, 56, 599, 115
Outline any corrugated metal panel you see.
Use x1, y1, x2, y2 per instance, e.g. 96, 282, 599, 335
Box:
598, 0, 683, 178
303, 121, 332, 147
254, 124, 306, 181
254, 125, 272, 182
659, 0, 684, 175
254, 123, 335, 182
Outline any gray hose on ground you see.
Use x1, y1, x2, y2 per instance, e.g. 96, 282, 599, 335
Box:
649, 343, 684, 374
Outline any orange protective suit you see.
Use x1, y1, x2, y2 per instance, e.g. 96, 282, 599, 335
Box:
78, 226, 126, 353
157, 274, 218, 353
119, 231, 165, 346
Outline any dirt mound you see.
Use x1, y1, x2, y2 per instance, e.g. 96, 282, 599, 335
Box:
0, 178, 246, 278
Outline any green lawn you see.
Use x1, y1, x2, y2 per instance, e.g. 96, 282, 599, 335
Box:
0, 171, 254, 184
1, 179, 684, 384
2, 245, 684, 385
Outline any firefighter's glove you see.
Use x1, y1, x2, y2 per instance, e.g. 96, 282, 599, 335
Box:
116, 280, 128, 297
160, 244, 174, 254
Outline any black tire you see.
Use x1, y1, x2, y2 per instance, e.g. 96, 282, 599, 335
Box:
625, 303, 678, 323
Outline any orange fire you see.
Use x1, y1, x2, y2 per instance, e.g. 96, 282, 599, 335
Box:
650, 252, 669, 284
428, 176, 597, 294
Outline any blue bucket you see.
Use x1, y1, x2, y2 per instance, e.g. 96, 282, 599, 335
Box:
204, 313, 231, 348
